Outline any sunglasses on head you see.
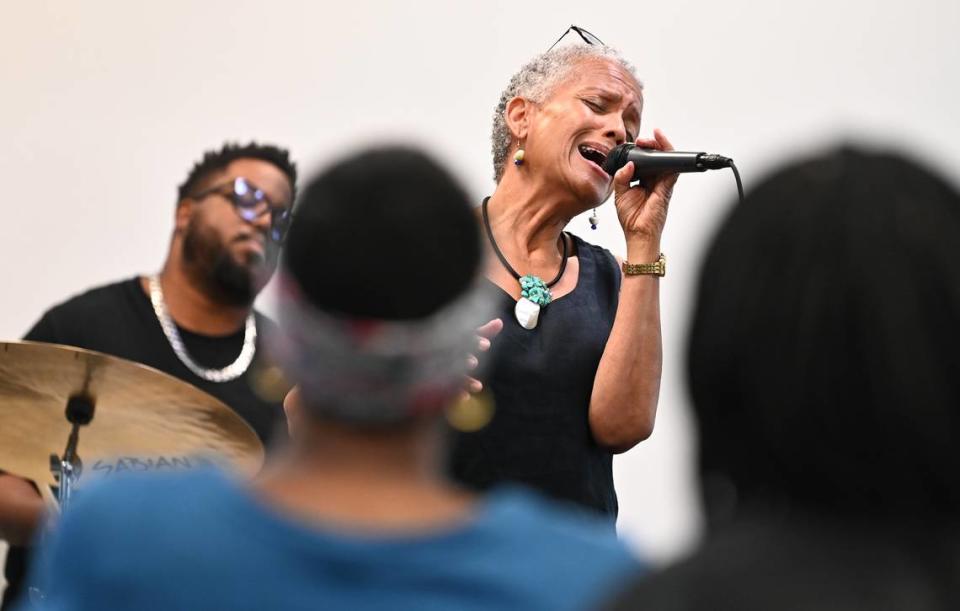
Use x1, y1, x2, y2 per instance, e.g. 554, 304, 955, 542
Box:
192, 177, 291, 243
547, 25, 605, 51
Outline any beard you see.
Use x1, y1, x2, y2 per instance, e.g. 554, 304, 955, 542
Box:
181, 219, 275, 307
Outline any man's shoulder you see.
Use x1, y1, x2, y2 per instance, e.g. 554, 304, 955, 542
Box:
39, 469, 240, 596
24, 276, 145, 344
488, 487, 634, 554
480, 487, 641, 571
44, 277, 141, 317
62, 468, 232, 536
466, 488, 642, 609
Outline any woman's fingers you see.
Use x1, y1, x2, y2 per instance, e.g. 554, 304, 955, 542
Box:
463, 318, 502, 395
633, 129, 673, 152
475, 318, 503, 347
652, 128, 674, 152
613, 161, 636, 194
633, 129, 678, 196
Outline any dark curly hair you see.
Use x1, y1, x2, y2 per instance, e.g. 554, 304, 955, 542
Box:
177, 141, 298, 204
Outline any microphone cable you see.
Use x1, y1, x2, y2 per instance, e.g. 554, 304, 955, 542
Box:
728, 159, 744, 204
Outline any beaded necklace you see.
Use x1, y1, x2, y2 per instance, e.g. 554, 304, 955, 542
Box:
481, 197, 568, 330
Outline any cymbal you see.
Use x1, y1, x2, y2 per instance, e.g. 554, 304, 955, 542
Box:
0, 341, 265, 488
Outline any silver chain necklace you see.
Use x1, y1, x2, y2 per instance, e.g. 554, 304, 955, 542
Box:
148, 274, 257, 383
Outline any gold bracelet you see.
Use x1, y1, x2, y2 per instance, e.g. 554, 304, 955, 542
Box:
623, 253, 666, 277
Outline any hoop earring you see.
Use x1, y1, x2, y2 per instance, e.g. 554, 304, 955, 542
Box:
589, 208, 598, 230
513, 140, 525, 166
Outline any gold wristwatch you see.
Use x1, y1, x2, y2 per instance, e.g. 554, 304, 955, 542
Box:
623, 253, 666, 277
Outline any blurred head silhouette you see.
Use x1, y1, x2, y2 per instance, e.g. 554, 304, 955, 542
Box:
271, 145, 485, 432
688, 146, 960, 526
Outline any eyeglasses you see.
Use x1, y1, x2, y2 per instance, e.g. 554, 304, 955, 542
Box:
547, 25, 605, 51
192, 177, 291, 243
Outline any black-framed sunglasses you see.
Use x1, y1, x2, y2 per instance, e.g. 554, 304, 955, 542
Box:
547, 25, 605, 51
192, 177, 291, 243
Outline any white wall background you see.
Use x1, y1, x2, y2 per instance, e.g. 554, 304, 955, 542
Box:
2, 0, 958, 576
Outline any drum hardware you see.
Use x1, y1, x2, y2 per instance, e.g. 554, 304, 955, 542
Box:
0, 340, 265, 495
44, 394, 95, 509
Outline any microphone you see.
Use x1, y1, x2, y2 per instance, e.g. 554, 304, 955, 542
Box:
602, 143, 733, 180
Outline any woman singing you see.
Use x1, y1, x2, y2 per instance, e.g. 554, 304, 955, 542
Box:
451, 31, 678, 518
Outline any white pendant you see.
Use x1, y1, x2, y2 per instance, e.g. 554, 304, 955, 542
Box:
514, 297, 541, 330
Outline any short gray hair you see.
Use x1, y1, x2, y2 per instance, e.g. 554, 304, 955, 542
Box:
490, 45, 642, 183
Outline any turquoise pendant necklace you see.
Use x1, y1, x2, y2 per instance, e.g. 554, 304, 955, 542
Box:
481, 197, 568, 330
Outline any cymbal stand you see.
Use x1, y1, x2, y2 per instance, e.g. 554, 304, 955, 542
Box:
49, 394, 95, 510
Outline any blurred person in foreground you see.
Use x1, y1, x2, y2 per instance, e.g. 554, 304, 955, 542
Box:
21, 147, 642, 611
450, 26, 678, 520
605, 146, 960, 611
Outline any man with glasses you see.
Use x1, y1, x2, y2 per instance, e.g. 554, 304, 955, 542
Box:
0, 142, 297, 610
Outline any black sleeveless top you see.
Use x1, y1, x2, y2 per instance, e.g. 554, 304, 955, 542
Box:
449, 234, 622, 517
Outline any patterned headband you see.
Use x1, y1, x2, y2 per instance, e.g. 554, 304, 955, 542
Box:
267, 273, 494, 425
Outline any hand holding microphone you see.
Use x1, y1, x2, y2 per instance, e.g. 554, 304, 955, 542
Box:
608, 129, 683, 249
606, 131, 742, 247
599, 129, 741, 272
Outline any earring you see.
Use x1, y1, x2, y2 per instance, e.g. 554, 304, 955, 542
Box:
589, 208, 599, 230
513, 140, 525, 166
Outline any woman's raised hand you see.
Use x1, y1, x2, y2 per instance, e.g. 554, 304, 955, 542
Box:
611, 128, 678, 247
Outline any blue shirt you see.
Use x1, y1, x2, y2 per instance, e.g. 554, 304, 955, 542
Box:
23, 468, 642, 611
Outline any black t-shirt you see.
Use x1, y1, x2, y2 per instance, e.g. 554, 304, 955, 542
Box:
2, 276, 284, 609
449, 234, 622, 518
